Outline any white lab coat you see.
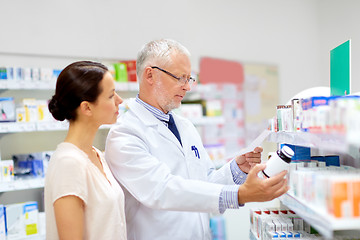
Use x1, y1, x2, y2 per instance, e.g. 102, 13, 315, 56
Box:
105, 98, 238, 240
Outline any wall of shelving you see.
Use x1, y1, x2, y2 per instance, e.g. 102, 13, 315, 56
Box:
267, 130, 360, 239
0, 53, 121, 160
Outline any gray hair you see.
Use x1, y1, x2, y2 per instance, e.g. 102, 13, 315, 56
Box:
136, 39, 191, 82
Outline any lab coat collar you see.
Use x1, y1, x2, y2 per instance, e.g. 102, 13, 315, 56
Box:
128, 99, 161, 126
128, 99, 185, 152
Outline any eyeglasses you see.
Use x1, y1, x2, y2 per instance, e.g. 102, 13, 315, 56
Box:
151, 66, 196, 87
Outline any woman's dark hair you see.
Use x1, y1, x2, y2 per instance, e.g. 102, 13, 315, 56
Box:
48, 61, 108, 121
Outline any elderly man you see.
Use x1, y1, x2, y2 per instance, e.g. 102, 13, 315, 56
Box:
105, 39, 288, 240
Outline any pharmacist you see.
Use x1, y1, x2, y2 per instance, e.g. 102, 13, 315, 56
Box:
105, 39, 289, 240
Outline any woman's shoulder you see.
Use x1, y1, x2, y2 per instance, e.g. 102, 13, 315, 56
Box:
50, 142, 89, 166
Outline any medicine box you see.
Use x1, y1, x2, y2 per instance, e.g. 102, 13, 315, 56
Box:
13, 153, 45, 178
0, 97, 16, 122
5, 201, 39, 238
24, 201, 39, 236
114, 63, 128, 82
121, 60, 137, 82
0, 205, 5, 239
209, 215, 226, 240
5, 203, 25, 238
0, 160, 14, 182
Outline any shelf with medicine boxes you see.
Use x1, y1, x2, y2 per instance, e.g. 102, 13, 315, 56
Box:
0, 204, 45, 240
266, 131, 351, 156
9, 235, 45, 240
0, 79, 139, 92
278, 193, 360, 239
0, 178, 44, 193
263, 93, 360, 239
0, 121, 114, 134
248, 205, 360, 240
0, 53, 139, 240
265, 130, 360, 239
181, 83, 245, 170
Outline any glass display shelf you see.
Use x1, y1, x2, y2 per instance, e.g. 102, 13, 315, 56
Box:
279, 193, 360, 239
0, 178, 44, 193
266, 131, 360, 160
267, 131, 348, 153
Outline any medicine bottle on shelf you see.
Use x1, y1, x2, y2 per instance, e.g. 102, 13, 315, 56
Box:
262, 146, 294, 178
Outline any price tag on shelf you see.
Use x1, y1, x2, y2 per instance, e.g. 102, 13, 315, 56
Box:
23, 81, 35, 89
5, 181, 16, 191
0, 122, 11, 133
18, 122, 36, 132
6, 81, 18, 89
0, 81, 8, 89
0, 178, 45, 192
32, 80, 43, 89
27, 179, 37, 188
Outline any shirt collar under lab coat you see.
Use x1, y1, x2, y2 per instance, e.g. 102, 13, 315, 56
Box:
135, 94, 172, 125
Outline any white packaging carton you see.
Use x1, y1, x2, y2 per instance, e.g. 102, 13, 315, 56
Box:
0, 205, 6, 239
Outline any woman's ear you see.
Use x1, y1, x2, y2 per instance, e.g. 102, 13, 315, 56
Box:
79, 101, 92, 117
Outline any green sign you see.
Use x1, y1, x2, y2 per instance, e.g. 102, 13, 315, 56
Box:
330, 40, 351, 96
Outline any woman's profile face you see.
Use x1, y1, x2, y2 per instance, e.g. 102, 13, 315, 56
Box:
90, 71, 123, 125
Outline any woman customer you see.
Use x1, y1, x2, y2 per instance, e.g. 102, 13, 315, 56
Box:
45, 61, 126, 240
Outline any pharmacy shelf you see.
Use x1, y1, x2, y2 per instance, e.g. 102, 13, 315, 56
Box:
0, 121, 68, 133
0, 80, 219, 93
279, 193, 360, 239
0, 81, 56, 90
0, 117, 221, 134
0, 178, 44, 193
7, 234, 45, 240
0, 80, 138, 92
0, 122, 112, 133
190, 116, 225, 125
6, 212, 45, 239
114, 82, 139, 91
267, 131, 348, 153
